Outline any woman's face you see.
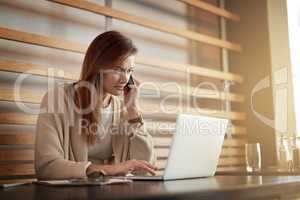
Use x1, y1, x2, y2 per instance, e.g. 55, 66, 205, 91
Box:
102, 55, 135, 96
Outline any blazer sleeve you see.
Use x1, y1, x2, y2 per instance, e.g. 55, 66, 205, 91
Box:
119, 100, 156, 166
127, 121, 157, 166
34, 86, 91, 180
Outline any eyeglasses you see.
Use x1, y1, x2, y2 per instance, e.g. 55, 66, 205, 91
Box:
101, 66, 134, 75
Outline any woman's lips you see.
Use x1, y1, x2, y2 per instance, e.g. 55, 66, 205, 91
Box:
114, 86, 124, 90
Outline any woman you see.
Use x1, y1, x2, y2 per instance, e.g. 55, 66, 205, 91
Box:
34, 31, 157, 180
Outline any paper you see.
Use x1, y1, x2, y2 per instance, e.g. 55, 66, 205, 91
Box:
0, 182, 31, 188
34, 178, 132, 186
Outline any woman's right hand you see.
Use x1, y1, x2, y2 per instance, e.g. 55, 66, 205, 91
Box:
86, 159, 157, 176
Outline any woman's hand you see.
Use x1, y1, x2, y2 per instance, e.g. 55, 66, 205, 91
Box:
105, 159, 157, 175
123, 78, 140, 112
86, 159, 157, 176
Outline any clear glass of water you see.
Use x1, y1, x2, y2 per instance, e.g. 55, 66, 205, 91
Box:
245, 143, 262, 172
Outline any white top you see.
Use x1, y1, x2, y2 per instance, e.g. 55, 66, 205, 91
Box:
88, 101, 113, 164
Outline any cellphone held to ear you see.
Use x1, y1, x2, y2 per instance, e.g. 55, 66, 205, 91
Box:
125, 75, 135, 90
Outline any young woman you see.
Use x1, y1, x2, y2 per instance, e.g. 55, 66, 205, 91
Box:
34, 31, 157, 180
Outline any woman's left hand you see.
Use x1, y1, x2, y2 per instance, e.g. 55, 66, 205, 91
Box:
123, 77, 140, 112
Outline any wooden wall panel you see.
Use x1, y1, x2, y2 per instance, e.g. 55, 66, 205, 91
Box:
0, 0, 244, 180
48, 0, 241, 51
178, 0, 240, 21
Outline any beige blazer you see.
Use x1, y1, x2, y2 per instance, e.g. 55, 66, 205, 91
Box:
34, 83, 156, 180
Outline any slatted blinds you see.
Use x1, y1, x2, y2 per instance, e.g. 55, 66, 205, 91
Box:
0, 0, 245, 180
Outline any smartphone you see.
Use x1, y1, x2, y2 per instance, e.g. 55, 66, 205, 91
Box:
125, 75, 135, 90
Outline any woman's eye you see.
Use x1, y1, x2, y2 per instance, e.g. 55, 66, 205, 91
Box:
113, 68, 123, 73
112, 68, 134, 74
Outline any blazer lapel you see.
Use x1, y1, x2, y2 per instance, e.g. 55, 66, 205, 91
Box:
111, 96, 130, 163
69, 95, 128, 163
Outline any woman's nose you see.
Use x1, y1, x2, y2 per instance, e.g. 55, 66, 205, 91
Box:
119, 72, 129, 83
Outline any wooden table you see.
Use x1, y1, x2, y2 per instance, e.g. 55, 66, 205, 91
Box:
2, 176, 300, 200
215, 167, 300, 176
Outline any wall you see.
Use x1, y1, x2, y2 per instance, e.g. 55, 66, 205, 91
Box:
267, 0, 297, 164
226, 0, 298, 166
0, 0, 245, 179
226, 0, 277, 166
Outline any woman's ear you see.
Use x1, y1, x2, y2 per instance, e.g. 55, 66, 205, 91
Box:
94, 73, 102, 88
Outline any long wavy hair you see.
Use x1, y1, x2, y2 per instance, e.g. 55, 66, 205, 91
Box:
74, 31, 138, 145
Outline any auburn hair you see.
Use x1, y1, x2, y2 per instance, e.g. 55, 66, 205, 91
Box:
74, 31, 138, 145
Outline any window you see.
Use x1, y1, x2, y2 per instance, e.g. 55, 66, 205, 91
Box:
287, 0, 300, 136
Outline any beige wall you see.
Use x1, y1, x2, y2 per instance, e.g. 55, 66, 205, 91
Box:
267, 0, 296, 139
226, 0, 276, 166
226, 0, 296, 165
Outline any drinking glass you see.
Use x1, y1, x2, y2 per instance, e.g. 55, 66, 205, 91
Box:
245, 143, 262, 172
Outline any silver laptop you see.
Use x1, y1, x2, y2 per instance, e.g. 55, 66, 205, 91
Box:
116, 114, 229, 181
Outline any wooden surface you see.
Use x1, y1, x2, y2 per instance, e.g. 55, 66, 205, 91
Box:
0, 28, 243, 83
0, 0, 245, 180
2, 176, 300, 200
47, 0, 241, 51
0, 59, 77, 80
0, 118, 246, 176
0, 83, 245, 103
0, 145, 245, 162
0, 107, 246, 125
178, 0, 240, 21
0, 131, 246, 147
215, 167, 300, 176
0, 163, 35, 177
136, 57, 243, 83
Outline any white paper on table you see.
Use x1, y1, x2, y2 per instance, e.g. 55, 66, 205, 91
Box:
34, 178, 132, 186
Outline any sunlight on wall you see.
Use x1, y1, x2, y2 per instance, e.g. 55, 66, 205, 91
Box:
287, 0, 300, 136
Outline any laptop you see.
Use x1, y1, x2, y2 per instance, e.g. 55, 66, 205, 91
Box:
117, 114, 228, 181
